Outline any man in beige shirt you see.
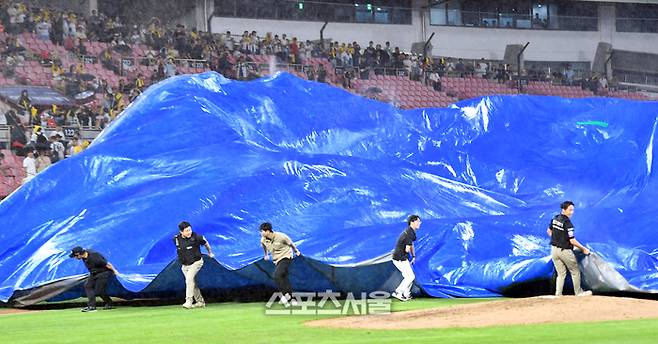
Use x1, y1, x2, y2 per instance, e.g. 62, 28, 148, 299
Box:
260, 222, 301, 306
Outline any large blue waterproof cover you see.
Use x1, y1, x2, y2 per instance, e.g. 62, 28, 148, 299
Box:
1, 72, 657, 303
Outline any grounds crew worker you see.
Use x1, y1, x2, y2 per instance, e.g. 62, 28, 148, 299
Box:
547, 201, 593, 297
174, 221, 214, 309
391, 214, 421, 302
70, 246, 119, 312
260, 222, 301, 307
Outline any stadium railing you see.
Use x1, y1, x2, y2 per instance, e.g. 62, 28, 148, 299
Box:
0, 125, 10, 145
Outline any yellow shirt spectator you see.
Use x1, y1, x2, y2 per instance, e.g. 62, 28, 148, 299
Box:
73, 143, 84, 154
52, 64, 63, 78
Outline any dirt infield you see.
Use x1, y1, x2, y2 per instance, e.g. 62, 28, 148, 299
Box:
0, 308, 39, 316
306, 296, 658, 330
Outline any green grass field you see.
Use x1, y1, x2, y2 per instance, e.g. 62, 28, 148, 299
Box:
1, 298, 657, 344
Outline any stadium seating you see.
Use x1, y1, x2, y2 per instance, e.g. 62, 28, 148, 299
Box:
354, 75, 457, 109
0, 150, 24, 198
525, 81, 594, 98
442, 76, 519, 100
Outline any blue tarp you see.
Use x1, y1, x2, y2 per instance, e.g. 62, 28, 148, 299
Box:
1, 72, 657, 303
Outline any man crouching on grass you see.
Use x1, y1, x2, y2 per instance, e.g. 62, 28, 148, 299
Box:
70, 246, 119, 312
260, 222, 301, 307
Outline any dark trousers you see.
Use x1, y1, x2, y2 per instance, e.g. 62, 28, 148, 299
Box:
274, 258, 292, 296
85, 271, 113, 308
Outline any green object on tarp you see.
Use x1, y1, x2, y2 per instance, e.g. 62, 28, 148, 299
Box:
577, 120, 609, 127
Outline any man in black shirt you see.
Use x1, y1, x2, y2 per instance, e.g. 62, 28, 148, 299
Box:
546, 201, 593, 296
391, 215, 421, 301
70, 246, 119, 312
174, 221, 214, 309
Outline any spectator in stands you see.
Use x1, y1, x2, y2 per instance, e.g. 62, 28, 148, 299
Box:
476, 58, 488, 78
153, 58, 165, 80
364, 41, 375, 67
76, 22, 87, 41
223, 30, 234, 51
50, 134, 64, 163
35, 17, 51, 41
5, 36, 24, 55
7, 3, 26, 34
74, 107, 91, 127
327, 42, 337, 65
0, 152, 10, 176
164, 57, 176, 78
64, 13, 76, 39
274, 35, 287, 62
98, 107, 112, 129
533, 13, 547, 29
391, 47, 403, 69
339, 68, 353, 89
32, 126, 49, 150
248, 31, 259, 55
317, 64, 327, 83
290, 37, 299, 64
429, 70, 441, 91
68, 136, 81, 157
6, 4, 18, 34
598, 74, 608, 92
563, 64, 575, 84
590, 75, 600, 94
51, 12, 65, 46
375, 44, 386, 70
88, 9, 101, 37
173, 24, 186, 53
410, 57, 422, 81
22, 150, 36, 183
281, 33, 290, 56
303, 40, 312, 61
18, 89, 30, 119
305, 65, 315, 81
455, 58, 466, 77
35, 149, 51, 172
384, 42, 392, 59
495, 63, 507, 83
128, 25, 141, 44
311, 41, 322, 58
1, 54, 16, 78
339, 44, 351, 67
351, 42, 361, 67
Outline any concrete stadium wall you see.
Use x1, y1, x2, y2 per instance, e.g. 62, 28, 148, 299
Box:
209, 3, 658, 64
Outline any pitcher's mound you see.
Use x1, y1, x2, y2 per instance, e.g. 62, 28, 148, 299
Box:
306, 296, 658, 330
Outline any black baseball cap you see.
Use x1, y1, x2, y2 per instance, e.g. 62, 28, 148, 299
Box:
69, 246, 85, 258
